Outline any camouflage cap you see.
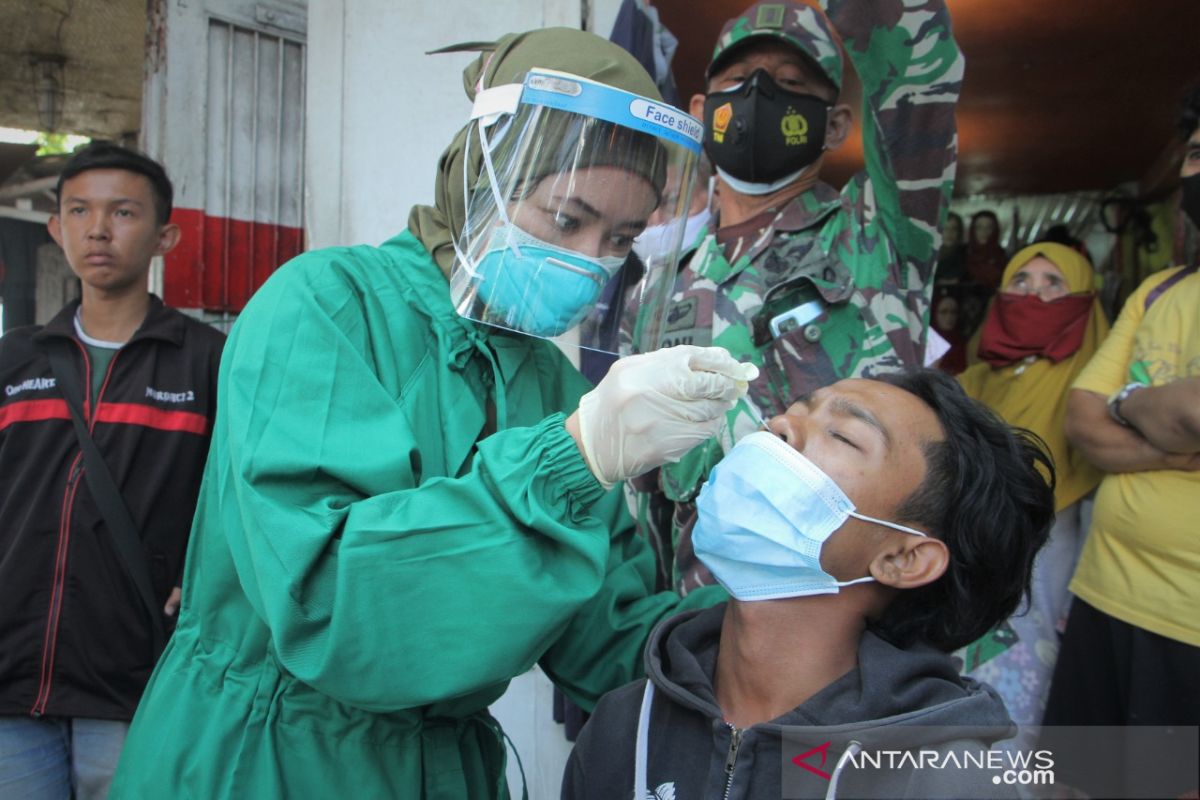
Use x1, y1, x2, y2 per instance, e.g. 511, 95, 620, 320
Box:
706, 1, 843, 91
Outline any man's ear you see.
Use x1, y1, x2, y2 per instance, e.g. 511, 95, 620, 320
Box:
155, 222, 181, 257
690, 92, 707, 122
47, 215, 63, 248
869, 533, 948, 590
824, 103, 854, 152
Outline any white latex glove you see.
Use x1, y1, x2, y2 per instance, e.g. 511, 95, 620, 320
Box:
573, 345, 759, 488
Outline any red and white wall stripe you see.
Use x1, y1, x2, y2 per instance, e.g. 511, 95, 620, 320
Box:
143, 0, 306, 313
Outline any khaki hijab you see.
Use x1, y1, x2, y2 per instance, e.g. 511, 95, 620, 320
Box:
408, 28, 662, 277
958, 243, 1109, 511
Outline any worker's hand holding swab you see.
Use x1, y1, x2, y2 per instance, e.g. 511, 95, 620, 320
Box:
567, 345, 758, 488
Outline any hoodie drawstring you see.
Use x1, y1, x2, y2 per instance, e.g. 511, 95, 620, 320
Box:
633, 681, 655, 800
825, 740, 862, 800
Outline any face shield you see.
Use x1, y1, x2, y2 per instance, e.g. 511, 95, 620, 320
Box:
449, 68, 704, 355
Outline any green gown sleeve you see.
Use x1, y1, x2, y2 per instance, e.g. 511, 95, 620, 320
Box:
213, 254, 630, 713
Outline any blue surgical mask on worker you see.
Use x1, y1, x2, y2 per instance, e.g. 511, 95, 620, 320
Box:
473, 223, 625, 337
692, 430, 927, 601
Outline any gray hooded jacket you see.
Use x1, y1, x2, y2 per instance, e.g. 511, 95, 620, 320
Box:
563, 604, 1022, 800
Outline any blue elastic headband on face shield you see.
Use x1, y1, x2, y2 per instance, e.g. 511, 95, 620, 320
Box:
473, 68, 704, 154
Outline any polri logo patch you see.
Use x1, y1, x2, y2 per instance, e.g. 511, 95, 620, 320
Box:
781, 107, 808, 145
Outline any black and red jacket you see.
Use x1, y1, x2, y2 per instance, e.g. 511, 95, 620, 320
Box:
0, 296, 225, 721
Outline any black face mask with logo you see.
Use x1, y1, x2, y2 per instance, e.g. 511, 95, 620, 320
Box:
703, 68, 830, 186
1181, 173, 1200, 230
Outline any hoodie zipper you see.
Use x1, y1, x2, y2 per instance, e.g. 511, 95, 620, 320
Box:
29, 341, 123, 716
722, 724, 743, 800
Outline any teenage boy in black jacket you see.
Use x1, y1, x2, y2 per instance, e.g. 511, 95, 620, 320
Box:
0, 142, 225, 798
564, 370, 1056, 800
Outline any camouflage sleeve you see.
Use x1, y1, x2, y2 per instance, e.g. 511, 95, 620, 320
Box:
823, 0, 965, 279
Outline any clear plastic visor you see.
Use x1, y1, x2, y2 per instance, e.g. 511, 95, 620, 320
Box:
449, 69, 704, 356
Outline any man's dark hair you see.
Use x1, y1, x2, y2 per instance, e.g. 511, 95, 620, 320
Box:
55, 141, 174, 225
1178, 85, 1200, 141
868, 368, 1056, 652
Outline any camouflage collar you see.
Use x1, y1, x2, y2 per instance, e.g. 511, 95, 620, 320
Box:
690, 181, 843, 285
710, 180, 841, 235
771, 181, 843, 232
734, 181, 843, 269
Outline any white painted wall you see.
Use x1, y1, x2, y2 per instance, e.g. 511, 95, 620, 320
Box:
306, 0, 623, 250
305, 2, 627, 798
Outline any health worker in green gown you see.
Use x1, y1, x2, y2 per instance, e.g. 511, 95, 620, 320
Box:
111, 27, 756, 800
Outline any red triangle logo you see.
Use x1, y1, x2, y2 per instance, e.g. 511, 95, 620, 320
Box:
791, 741, 833, 781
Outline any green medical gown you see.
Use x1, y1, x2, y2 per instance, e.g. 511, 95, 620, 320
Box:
110, 230, 722, 798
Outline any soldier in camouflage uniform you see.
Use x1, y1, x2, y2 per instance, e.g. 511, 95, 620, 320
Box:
626, 0, 964, 593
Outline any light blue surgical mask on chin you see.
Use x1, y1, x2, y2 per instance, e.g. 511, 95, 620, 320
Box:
692, 430, 928, 601
473, 222, 625, 338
